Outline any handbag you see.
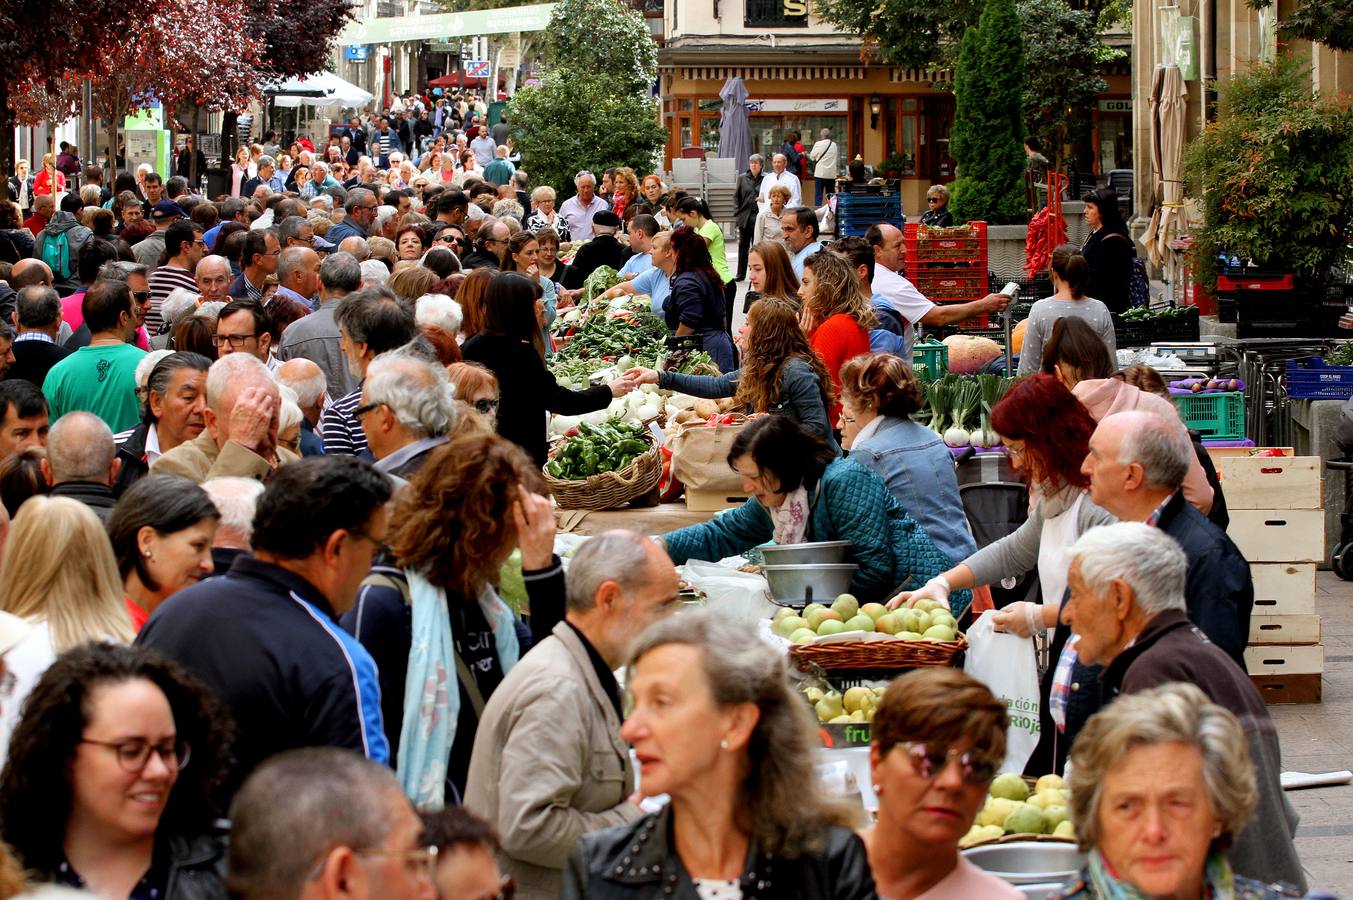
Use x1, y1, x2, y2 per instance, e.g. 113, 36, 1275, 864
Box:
668, 414, 749, 492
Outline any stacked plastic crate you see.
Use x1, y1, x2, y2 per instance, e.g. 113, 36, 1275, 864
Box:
904, 222, 990, 328
835, 192, 903, 238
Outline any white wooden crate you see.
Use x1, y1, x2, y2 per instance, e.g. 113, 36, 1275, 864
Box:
1244, 644, 1324, 675
1249, 614, 1322, 645
1251, 563, 1317, 616
1227, 509, 1325, 563
1217, 456, 1322, 510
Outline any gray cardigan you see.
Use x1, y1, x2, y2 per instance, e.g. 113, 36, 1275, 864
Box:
658, 355, 838, 452
965, 490, 1116, 587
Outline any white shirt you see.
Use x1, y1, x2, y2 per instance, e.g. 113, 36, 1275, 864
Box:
809, 139, 839, 179
758, 170, 801, 211
873, 264, 934, 355
144, 423, 163, 467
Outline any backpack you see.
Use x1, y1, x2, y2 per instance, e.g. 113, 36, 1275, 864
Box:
38, 229, 73, 280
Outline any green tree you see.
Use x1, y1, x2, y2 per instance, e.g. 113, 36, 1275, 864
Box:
949, 0, 1029, 224
506, 0, 663, 194
816, 0, 982, 70
1016, 0, 1107, 168
1248, 0, 1353, 52
1182, 57, 1353, 288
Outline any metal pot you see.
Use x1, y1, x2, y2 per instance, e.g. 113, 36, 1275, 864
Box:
763, 563, 857, 605
962, 841, 1085, 887
759, 540, 852, 566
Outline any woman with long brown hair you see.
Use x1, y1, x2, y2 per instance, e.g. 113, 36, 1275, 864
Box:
455, 266, 496, 340
627, 298, 837, 450
799, 250, 875, 425
743, 239, 800, 312
341, 431, 565, 807
611, 167, 641, 221
665, 226, 737, 373
505, 231, 558, 351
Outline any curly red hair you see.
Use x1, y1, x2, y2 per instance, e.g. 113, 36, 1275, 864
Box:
990, 373, 1094, 492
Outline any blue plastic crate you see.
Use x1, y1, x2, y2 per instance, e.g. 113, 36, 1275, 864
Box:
1286, 356, 1353, 399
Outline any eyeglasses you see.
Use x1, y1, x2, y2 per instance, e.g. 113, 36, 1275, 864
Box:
131, 290, 151, 303
310, 844, 440, 885
474, 398, 499, 414
212, 333, 257, 348
352, 400, 387, 419
928, 197, 942, 203
81, 738, 191, 772
901, 741, 999, 785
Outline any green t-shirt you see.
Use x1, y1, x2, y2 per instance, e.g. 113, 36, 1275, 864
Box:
697, 220, 733, 285
42, 342, 147, 434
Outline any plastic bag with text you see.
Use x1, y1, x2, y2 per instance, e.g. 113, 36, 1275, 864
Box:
963, 610, 1041, 773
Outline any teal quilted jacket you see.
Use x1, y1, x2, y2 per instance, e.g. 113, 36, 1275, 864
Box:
664, 458, 968, 607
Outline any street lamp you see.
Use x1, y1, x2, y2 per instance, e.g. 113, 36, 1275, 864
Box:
869, 94, 882, 130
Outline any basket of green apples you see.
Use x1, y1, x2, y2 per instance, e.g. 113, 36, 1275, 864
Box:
773, 593, 966, 672
959, 773, 1078, 848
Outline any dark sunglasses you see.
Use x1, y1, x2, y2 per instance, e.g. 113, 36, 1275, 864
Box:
928, 197, 942, 203
902, 742, 999, 785
352, 401, 387, 419
132, 290, 151, 302
474, 398, 499, 414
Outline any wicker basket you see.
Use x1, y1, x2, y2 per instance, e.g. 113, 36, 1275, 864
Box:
789, 634, 967, 672
965, 832, 1078, 849
544, 439, 663, 510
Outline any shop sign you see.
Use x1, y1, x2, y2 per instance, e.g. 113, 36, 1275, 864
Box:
339, 3, 555, 45
426, 42, 459, 52
1097, 98, 1132, 113
343, 45, 369, 62
746, 98, 848, 113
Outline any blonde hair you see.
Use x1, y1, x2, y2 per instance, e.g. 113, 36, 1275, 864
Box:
768, 185, 792, 202
0, 496, 133, 652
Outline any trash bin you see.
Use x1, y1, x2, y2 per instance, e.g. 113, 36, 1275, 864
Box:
205, 167, 229, 199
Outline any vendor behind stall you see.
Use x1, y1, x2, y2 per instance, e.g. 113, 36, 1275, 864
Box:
661, 415, 962, 606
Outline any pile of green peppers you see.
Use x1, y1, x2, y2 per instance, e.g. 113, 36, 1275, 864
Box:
546, 419, 651, 480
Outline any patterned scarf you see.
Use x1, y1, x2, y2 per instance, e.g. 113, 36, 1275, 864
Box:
768, 486, 810, 545
1086, 848, 1237, 899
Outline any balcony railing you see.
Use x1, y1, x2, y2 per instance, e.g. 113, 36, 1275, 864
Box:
744, 0, 808, 27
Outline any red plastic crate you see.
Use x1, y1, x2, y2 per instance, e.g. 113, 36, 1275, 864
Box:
1216, 273, 1294, 292
912, 267, 986, 301
904, 221, 988, 264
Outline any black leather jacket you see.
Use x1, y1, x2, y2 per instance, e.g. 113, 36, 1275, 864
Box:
561, 806, 878, 900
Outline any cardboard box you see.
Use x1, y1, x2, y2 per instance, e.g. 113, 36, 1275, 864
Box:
1227, 509, 1325, 562
1248, 614, 1322, 645
1217, 456, 1322, 510
1251, 563, 1317, 615
684, 488, 751, 512
1244, 643, 1324, 675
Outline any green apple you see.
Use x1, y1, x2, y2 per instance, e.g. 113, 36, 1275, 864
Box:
773, 606, 798, 623
831, 594, 859, 621
843, 686, 873, 713
990, 772, 1030, 802
828, 714, 852, 724
898, 631, 923, 641
1004, 803, 1046, 835
804, 608, 842, 630
860, 602, 889, 622
875, 613, 902, 635
896, 609, 921, 633
1042, 805, 1069, 832
923, 624, 956, 641
843, 614, 876, 633
930, 613, 957, 630
816, 619, 847, 636
978, 797, 1018, 828
803, 686, 825, 703
1036, 774, 1066, 793
789, 627, 818, 645
774, 615, 810, 638
814, 692, 844, 721
803, 602, 827, 620
1053, 820, 1076, 840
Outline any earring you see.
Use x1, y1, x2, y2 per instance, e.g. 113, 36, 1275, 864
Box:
143, 550, 153, 559
719, 739, 729, 750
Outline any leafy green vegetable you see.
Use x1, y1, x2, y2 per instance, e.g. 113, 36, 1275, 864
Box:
582, 266, 625, 307
545, 418, 652, 480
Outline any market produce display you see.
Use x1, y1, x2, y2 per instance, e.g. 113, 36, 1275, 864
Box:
803, 684, 887, 724
914, 373, 1017, 448
771, 595, 959, 644
549, 291, 715, 391
942, 334, 1003, 375
1326, 341, 1353, 366
1115, 305, 1196, 324
961, 773, 1076, 846
1169, 376, 1245, 394
544, 419, 652, 480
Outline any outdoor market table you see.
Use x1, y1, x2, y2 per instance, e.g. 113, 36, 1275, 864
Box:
553, 501, 719, 536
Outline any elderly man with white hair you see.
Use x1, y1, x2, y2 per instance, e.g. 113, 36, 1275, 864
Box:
1062, 522, 1305, 891
201, 476, 265, 574
558, 171, 610, 240
415, 293, 462, 367
151, 352, 297, 482
275, 358, 327, 457
1081, 410, 1252, 669
41, 411, 120, 521
757, 152, 802, 211
357, 349, 456, 479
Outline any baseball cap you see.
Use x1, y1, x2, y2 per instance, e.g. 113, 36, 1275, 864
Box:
152, 200, 185, 219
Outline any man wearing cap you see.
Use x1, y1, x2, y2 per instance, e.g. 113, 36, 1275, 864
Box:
133, 201, 186, 269
563, 210, 627, 289
559, 171, 610, 240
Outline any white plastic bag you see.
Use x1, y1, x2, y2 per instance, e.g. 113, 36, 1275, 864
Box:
679, 560, 777, 629
964, 610, 1041, 774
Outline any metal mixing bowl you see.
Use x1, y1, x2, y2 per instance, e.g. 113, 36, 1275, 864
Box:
759, 540, 852, 566
962, 841, 1085, 886
763, 563, 858, 605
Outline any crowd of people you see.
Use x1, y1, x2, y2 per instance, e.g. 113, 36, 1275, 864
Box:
0, 90, 1324, 900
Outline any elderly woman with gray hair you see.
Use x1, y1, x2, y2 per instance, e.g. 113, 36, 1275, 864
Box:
562, 610, 876, 900
1061, 523, 1307, 892
1053, 682, 1315, 900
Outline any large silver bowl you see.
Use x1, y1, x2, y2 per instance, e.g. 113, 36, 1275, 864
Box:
759, 540, 852, 566
962, 840, 1085, 886
763, 563, 857, 605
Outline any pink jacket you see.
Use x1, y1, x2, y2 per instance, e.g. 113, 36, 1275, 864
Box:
1073, 377, 1214, 515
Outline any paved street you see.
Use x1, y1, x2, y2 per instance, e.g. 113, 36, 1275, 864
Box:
1275, 571, 1353, 895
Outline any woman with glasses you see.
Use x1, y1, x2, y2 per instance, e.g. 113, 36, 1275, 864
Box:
532, 227, 570, 291
861, 667, 1020, 899
447, 361, 500, 428
524, 186, 572, 244
0, 642, 233, 898
106, 476, 220, 631
563, 610, 874, 899
919, 185, 954, 228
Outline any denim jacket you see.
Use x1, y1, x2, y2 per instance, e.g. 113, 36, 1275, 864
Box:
849, 416, 976, 564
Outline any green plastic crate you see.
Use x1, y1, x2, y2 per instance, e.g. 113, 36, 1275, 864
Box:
913, 338, 948, 381
1172, 391, 1245, 440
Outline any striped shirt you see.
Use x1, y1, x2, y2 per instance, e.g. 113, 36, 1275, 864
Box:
319, 384, 367, 456
147, 265, 198, 335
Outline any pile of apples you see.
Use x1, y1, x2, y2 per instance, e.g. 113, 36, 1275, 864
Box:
803, 684, 886, 724
960, 773, 1076, 847
770, 594, 959, 644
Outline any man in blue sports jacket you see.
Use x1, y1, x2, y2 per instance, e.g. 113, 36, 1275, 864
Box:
138, 455, 393, 794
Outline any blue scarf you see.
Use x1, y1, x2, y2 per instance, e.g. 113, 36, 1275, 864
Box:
1085, 848, 1238, 899
397, 569, 519, 809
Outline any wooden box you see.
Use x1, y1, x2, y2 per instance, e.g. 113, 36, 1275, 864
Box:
684, 488, 751, 512
1250, 673, 1322, 704
1216, 456, 1322, 510
1248, 614, 1322, 645
1206, 446, 1292, 461
1244, 643, 1324, 674
1227, 509, 1325, 562
1250, 563, 1317, 616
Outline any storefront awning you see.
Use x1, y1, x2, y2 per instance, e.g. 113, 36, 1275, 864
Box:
660, 64, 950, 84
265, 72, 375, 109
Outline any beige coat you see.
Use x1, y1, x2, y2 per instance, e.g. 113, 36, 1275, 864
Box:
150, 430, 298, 483
464, 621, 643, 900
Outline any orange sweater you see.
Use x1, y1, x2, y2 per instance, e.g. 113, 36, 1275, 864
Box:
810, 313, 870, 425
